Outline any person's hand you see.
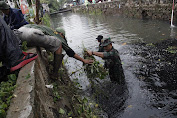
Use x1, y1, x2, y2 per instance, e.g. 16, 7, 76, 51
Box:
87, 50, 92, 56
83, 59, 94, 64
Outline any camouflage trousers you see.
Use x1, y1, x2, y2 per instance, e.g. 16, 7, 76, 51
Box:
109, 66, 125, 85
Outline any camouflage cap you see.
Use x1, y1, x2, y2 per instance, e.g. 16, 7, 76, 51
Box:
0, 1, 9, 10
55, 28, 65, 35
100, 37, 114, 47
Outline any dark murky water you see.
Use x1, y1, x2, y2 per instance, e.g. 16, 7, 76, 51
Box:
51, 12, 177, 118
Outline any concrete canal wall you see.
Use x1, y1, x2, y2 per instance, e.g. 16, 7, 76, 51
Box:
72, 1, 177, 23
6, 48, 55, 118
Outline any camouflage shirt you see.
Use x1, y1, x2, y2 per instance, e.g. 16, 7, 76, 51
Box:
103, 47, 125, 84
98, 43, 104, 52
24, 24, 75, 57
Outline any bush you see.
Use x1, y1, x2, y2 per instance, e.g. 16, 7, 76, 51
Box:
0, 74, 17, 118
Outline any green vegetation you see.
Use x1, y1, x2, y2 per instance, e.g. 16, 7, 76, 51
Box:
48, 0, 60, 13
52, 81, 101, 117
146, 43, 155, 47
83, 48, 108, 80
47, 54, 101, 117
70, 96, 99, 117
40, 0, 69, 13
0, 74, 17, 118
53, 83, 62, 102
21, 41, 28, 51
88, 9, 102, 15
95, 9, 102, 15
41, 13, 51, 27
85, 60, 108, 80
166, 46, 177, 54
25, 73, 31, 79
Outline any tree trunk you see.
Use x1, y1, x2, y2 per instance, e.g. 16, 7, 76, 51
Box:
35, 0, 40, 24
156, 0, 160, 4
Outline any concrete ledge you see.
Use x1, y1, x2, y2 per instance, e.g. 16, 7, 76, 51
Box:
6, 48, 55, 118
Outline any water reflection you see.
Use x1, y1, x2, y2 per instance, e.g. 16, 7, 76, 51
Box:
51, 13, 177, 118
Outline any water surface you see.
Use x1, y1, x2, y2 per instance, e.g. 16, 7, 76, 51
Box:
51, 12, 177, 118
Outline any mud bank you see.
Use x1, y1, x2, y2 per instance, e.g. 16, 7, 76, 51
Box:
133, 38, 177, 116
134, 38, 177, 90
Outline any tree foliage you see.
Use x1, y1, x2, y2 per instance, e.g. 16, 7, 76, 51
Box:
41, 0, 63, 12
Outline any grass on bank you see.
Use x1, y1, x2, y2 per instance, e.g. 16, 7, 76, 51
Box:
0, 74, 17, 118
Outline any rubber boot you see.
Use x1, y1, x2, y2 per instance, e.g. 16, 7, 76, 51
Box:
51, 54, 64, 80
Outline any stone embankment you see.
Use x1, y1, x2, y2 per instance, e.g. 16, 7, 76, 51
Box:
72, 1, 177, 23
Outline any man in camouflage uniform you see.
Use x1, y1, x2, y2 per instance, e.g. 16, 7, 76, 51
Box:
17, 24, 93, 79
96, 35, 104, 52
87, 38, 125, 84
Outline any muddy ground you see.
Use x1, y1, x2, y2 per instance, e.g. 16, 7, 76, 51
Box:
133, 38, 177, 116
134, 38, 177, 91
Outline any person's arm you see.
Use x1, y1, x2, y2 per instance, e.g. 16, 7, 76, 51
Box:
73, 54, 93, 64
87, 50, 104, 58
60, 37, 93, 64
62, 44, 93, 64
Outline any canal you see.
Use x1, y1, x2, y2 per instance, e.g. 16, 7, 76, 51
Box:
51, 12, 177, 118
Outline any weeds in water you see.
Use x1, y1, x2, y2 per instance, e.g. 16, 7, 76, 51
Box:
51, 81, 100, 117
85, 60, 108, 80
71, 96, 100, 118
73, 78, 82, 88
146, 43, 155, 47
166, 46, 177, 54
52, 83, 62, 102
59, 108, 65, 114
83, 48, 108, 81
47, 46, 103, 117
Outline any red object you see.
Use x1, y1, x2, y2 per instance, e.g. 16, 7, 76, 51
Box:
20, 4, 29, 14
10, 52, 38, 72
